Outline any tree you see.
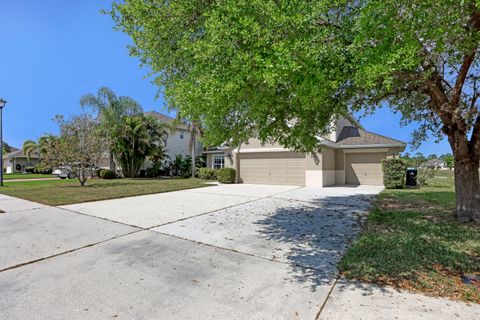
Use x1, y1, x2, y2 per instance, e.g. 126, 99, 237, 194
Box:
109, 1, 480, 222
80, 87, 142, 171
22, 140, 39, 161
427, 154, 438, 160
3, 142, 13, 153
441, 153, 455, 170
111, 114, 168, 178
40, 114, 105, 186
187, 121, 202, 178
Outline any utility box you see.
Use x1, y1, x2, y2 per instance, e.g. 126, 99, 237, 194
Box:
406, 168, 417, 186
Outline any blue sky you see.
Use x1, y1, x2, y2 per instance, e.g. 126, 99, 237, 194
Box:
0, 0, 450, 156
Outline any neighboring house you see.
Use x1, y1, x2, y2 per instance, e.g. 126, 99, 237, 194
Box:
95, 111, 204, 170
143, 111, 203, 164
422, 159, 448, 170
3, 149, 40, 173
205, 116, 406, 187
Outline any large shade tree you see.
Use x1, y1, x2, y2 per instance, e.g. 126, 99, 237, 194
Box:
109, 0, 480, 222
80, 87, 142, 171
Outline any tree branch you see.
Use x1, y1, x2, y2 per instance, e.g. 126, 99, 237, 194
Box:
452, 7, 480, 105
452, 49, 477, 106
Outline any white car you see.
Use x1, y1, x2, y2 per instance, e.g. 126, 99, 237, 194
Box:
52, 166, 76, 179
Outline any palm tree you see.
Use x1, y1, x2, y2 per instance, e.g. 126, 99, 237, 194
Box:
80, 87, 142, 171
22, 140, 38, 161
187, 121, 202, 178
111, 114, 168, 178
173, 113, 203, 178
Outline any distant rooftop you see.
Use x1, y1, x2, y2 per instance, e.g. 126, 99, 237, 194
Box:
3, 149, 40, 159
145, 111, 189, 130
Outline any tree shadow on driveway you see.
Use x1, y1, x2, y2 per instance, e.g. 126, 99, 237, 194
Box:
254, 194, 377, 291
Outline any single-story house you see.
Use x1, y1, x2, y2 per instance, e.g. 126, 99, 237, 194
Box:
422, 159, 448, 170
3, 149, 40, 173
205, 116, 406, 187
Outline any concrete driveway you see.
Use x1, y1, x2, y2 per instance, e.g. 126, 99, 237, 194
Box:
1, 185, 478, 319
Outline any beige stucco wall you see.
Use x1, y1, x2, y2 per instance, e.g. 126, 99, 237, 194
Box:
240, 138, 284, 149
321, 147, 336, 186
305, 147, 335, 187
305, 152, 322, 187
335, 149, 345, 185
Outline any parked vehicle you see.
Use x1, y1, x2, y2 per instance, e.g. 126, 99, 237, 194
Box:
52, 166, 76, 179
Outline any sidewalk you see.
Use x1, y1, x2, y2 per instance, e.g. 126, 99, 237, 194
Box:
319, 278, 480, 319
0, 193, 46, 212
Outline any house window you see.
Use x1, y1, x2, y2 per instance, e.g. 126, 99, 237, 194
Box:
180, 132, 184, 139
213, 155, 225, 169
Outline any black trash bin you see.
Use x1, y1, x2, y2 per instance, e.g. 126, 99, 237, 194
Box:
406, 168, 417, 186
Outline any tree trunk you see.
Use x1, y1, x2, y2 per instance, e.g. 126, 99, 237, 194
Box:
191, 134, 196, 179
453, 157, 480, 223
109, 150, 116, 172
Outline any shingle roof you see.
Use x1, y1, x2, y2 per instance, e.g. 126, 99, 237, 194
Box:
336, 126, 406, 147
3, 149, 40, 159
145, 111, 189, 130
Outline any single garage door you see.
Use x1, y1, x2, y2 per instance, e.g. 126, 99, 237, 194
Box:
345, 152, 386, 185
239, 151, 306, 186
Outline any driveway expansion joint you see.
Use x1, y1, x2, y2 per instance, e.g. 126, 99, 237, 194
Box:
315, 275, 340, 320
153, 229, 333, 275
0, 229, 144, 273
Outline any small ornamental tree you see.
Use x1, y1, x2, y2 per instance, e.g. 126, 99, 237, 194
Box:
40, 114, 105, 186
382, 158, 406, 189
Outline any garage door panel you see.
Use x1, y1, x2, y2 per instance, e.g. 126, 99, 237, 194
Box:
239, 152, 305, 186
346, 153, 385, 186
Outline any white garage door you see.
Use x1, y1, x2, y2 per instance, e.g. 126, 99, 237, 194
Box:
239, 152, 306, 186
345, 153, 386, 185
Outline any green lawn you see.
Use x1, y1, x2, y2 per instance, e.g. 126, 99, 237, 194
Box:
0, 178, 210, 206
4, 173, 56, 180
340, 173, 480, 303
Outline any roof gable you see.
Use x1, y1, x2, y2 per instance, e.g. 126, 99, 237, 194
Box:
336, 126, 406, 147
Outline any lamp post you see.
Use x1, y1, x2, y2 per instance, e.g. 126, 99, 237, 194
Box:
0, 98, 6, 187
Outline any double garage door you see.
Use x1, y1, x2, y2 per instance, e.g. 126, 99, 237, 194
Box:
345, 152, 386, 185
239, 152, 306, 186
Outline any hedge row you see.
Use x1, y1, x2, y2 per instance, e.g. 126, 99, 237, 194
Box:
197, 168, 217, 180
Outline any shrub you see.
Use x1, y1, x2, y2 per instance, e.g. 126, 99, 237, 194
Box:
100, 169, 116, 179
217, 168, 236, 183
25, 166, 35, 173
34, 164, 52, 174
382, 158, 406, 189
97, 169, 106, 178
146, 165, 168, 178
417, 167, 435, 187
198, 168, 217, 180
